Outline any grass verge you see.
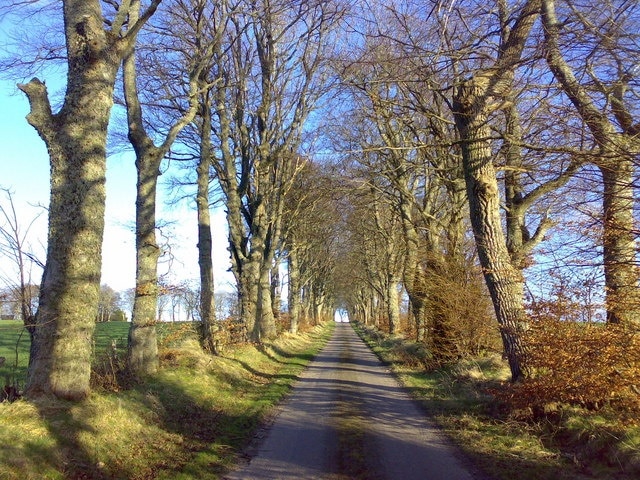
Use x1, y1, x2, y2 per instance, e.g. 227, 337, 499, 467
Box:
0, 321, 334, 479
353, 322, 640, 480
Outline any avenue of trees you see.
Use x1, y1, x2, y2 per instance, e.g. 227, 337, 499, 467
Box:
0, 0, 638, 409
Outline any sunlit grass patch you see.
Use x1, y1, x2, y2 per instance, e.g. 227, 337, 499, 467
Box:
0, 400, 63, 480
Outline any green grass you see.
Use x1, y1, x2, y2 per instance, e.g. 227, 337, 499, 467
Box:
354, 322, 640, 480
0, 320, 30, 386
0, 321, 335, 479
0, 320, 207, 387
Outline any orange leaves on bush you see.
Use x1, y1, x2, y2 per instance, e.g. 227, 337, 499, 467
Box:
505, 318, 640, 414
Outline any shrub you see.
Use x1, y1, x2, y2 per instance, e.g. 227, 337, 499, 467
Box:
502, 318, 640, 416
422, 256, 501, 362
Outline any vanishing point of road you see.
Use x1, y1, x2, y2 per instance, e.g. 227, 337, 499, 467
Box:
225, 322, 481, 480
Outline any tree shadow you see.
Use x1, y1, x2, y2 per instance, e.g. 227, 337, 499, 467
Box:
222, 355, 299, 383
30, 376, 266, 479
33, 397, 112, 480
255, 343, 315, 366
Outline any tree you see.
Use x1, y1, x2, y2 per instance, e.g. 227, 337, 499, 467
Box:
14, 0, 162, 399
334, 24, 470, 346
282, 163, 343, 332
187, 0, 236, 352
202, 0, 342, 341
541, 0, 640, 325
450, 0, 542, 381
96, 284, 120, 323
123, 0, 210, 375
0, 188, 43, 330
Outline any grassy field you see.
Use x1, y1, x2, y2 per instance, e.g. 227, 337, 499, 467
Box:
0, 320, 132, 387
0, 321, 335, 479
0, 321, 219, 387
354, 323, 640, 480
0, 320, 30, 386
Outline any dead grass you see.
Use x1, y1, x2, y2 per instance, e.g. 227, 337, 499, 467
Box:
0, 322, 334, 480
355, 322, 640, 480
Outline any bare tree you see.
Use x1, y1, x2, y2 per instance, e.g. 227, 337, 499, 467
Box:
201, 0, 342, 341
282, 163, 344, 332
334, 25, 470, 347
12, 0, 161, 399
541, 0, 640, 325
96, 284, 120, 323
0, 188, 43, 331
446, 0, 542, 381
122, 0, 213, 375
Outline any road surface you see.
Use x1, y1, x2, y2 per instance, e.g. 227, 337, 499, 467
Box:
225, 322, 480, 480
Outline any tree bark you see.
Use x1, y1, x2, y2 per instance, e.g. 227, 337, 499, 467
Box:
288, 245, 301, 334
123, 0, 202, 374
601, 158, 639, 325
398, 199, 428, 342
128, 146, 161, 376
453, 80, 529, 381
451, 0, 541, 382
271, 258, 282, 319
386, 278, 400, 335
257, 264, 277, 340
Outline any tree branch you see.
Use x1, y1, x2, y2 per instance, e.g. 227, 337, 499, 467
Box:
122, 0, 162, 45
521, 211, 553, 257
519, 159, 581, 212
541, 0, 613, 144
17, 77, 55, 140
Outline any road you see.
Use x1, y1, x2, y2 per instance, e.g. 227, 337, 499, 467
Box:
225, 322, 480, 480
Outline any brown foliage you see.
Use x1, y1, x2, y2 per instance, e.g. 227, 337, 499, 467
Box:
91, 345, 128, 392
503, 317, 640, 416
424, 258, 501, 363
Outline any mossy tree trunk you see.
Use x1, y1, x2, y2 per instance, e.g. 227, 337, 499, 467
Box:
288, 244, 301, 334
18, 0, 160, 400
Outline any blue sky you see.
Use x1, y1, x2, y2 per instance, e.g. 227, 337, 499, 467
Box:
0, 78, 233, 293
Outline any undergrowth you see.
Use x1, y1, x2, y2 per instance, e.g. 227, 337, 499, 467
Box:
354, 322, 640, 480
0, 321, 334, 480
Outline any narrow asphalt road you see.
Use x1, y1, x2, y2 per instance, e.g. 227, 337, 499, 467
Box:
225, 322, 479, 480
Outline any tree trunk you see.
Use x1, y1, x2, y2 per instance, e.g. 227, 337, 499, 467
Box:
453, 79, 528, 381
449, 0, 540, 381
197, 105, 218, 353
288, 246, 301, 334
257, 264, 277, 340
19, 1, 132, 400
271, 258, 281, 318
387, 278, 400, 335
410, 295, 428, 342
541, 0, 640, 326
241, 274, 259, 339
123, 0, 200, 375
128, 148, 161, 376
600, 158, 640, 325
398, 200, 429, 342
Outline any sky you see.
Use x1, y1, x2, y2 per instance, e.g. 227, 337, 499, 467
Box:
0, 79, 235, 293
0, 8, 234, 297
